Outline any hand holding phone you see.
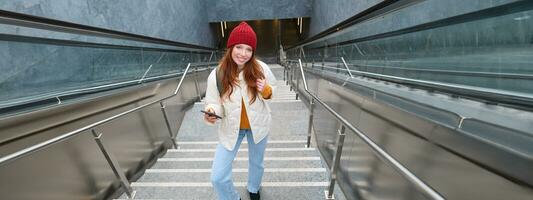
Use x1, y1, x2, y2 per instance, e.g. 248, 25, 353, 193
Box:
202, 108, 222, 124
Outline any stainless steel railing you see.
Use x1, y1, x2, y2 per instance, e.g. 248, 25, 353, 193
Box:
0, 61, 218, 110
0, 62, 214, 199
284, 59, 445, 200
297, 57, 533, 110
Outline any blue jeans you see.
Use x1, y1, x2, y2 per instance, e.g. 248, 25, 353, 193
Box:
211, 129, 268, 200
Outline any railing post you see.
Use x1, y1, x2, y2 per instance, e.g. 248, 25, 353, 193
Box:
194, 66, 202, 102
160, 102, 178, 149
289, 63, 294, 91
283, 64, 287, 81
138, 64, 153, 84
340, 57, 354, 78
325, 124, 346, 200
306, 98, 315, 148
91, 129, 136, 199
296, 70, 300, 100
208, 51, 214, 62
293, 64, 297, 86
285, 65, 289, 85
174, 63, 191, 95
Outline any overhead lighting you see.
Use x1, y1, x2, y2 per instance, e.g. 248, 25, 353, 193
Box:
220, 22, 224, 38
224, 21, 227, 29
514, 15, 530, 20
299, 18, 303, 34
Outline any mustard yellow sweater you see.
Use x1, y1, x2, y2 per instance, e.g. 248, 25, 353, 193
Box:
240, 84, 272, 129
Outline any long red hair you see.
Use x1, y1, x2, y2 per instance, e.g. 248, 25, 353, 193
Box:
219, 47, 264, 104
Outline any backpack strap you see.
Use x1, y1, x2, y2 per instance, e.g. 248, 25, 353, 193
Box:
215, 66, 224, 96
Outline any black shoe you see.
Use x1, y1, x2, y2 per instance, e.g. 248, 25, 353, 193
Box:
249, 191, 260, 200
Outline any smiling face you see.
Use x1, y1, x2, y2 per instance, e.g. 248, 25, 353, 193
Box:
231, 44, 253, 66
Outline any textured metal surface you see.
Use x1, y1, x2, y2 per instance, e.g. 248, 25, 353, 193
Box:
0, 69, 210, 200
295, 68, 533, 200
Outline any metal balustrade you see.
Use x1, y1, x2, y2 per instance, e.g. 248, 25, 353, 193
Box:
283, 59, 445, 200
0, 62, 219, 199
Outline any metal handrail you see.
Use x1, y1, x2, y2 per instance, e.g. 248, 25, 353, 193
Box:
348, 66, 533, 107
310, 59, 533, 79
304, 66, 466, 128
0, 63, 194, 166
291, 59, 533, 109
290, 59, 445, 200
0, 62, 217, 110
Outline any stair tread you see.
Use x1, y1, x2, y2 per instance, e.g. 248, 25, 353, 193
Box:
151, 158, 324, 169
162, 150, 319, 158
136, 170, 328, 182
118, 183, 346, 200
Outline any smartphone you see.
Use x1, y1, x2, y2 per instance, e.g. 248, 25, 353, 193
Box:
201, 110, 223, 119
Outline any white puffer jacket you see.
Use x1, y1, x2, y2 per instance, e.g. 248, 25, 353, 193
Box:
204, 60, 276, 151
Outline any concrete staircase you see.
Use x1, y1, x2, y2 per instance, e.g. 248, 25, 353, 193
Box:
117, 64, 346, 200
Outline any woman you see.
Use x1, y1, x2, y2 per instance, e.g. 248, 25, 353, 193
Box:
203, 22, 276, 200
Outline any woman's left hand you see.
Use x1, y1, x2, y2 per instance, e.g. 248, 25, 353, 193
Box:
256, 78, 266, 92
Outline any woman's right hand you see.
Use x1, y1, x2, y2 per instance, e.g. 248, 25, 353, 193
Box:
256, 78, 266, 92
204, 108, 218, 124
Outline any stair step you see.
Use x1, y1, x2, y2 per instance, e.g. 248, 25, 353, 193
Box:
168, 147, 315, 152
163, 149, 319, 158
274, 94, 295, 95
272, 100, 298, 102
272, 96, 297, 98
272, 98, 298, 101
137, 169, 328, 182
132, 181, 329, 187
145, 168, 326, 173
269, 102, 307, 110
176, 144, 308, 149
273, 94, 296, 96
176, 140, 308, 149
151, 158, 323, 169
178, 135, 310, 143
121, 183, 334, 200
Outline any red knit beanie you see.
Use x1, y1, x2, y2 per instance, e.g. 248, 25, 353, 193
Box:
227, 22, 257, 51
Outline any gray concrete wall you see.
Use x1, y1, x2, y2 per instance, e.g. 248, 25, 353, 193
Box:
309, 0, 520, 45
0, 0, 215, 47
307, 0, 519, 38
308, 0, 384, 37
206, 0, 312, 22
